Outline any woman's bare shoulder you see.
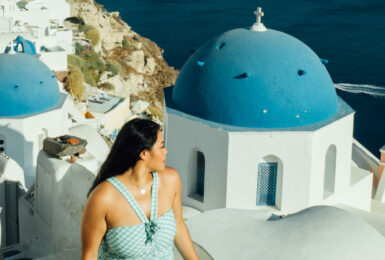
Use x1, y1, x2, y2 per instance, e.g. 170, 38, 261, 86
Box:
157, 167, 181, 185
86, 180, 117, 208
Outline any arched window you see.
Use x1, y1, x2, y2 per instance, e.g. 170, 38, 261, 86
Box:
188, 150, 205, 202
256, 155, 283, 209
257, 163, 277, 206
0, 134, 6, 153
324, 145, 336, 198
17, 43, 23, 52
196, 151, 205, 197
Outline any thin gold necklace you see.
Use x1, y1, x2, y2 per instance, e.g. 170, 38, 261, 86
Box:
127, 174, 150, 195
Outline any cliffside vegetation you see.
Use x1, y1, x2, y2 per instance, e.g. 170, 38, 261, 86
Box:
66, 0, 179, 121
64, 65, 85, 101
79, 24, 100, 46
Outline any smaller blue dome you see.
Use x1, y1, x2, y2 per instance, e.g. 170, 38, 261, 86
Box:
0, 53, 60, 117
5, 36, 37, 55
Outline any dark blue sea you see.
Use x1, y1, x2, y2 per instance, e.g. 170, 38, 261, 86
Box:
99, 0, 385, 158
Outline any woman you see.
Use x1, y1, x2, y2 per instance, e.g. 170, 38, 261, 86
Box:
81, 118, 199, 260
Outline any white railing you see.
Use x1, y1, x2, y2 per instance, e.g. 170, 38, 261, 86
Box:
352, 138, 379, 179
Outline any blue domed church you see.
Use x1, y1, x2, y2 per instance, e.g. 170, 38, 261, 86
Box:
164, 9, 373, 214
0, 52, 67, 187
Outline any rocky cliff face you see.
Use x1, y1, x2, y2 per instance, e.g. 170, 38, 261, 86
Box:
66, 0, 178, 111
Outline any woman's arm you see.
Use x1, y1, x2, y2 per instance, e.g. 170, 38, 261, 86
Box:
171, 169, 200, 260
80, 184, 109, 260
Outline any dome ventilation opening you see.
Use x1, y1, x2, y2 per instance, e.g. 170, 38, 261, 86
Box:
14, 85, 19, 88
216, 42, 225, 49
234, 72, 249, 79
40, 81, 43, 84
298, 69, 306, 76
197, 61, 205, 67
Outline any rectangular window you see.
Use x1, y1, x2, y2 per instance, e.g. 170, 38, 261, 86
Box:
256, 163, 277, 206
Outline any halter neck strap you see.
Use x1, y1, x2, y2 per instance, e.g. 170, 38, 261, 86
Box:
107, 172, 158, 223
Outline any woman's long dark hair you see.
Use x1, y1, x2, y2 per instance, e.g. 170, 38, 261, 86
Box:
87, 118, 160, 197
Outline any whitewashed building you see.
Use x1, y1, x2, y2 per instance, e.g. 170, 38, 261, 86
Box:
16, 124, 109, 258
0, 0, 73, 67
164, 11, 373, 214
0, 52, 68, 187
0, 0, 19, 28
0, 51, 109, 254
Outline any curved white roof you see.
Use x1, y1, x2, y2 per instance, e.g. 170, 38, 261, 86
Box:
185, 206, 385, 260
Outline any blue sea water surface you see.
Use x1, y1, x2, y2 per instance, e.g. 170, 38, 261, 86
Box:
99, 0, 385, 157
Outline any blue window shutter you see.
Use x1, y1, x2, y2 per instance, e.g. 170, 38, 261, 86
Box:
256, 163, 277, 206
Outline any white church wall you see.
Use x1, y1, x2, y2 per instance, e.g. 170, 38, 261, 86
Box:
309, 114, 354, 205
165, 113, 228, 212
0, 119, 26, 169
227, 131, 313, 214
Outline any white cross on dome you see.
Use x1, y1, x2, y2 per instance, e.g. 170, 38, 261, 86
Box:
8, 41, 17, 54
254, 7, 264, 25
251, 7, 267, 32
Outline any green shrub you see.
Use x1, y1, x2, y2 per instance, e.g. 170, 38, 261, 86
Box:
68, 54, 97, 87
106, 60, 123, 76
75, 42, 86, 56
84, 51, 106, 72
80, 24, 100, 46
86, 70, 98, 87
68, 54, 86, 71
65, 66, 84, 101
122, 38, 129, 47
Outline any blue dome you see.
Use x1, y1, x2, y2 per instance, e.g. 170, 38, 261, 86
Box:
5, 36, 37, 55
0, 53, 60, 117
168, 28, 338, 128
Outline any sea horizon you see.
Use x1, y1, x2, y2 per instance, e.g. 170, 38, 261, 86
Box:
98, 0, 385, 157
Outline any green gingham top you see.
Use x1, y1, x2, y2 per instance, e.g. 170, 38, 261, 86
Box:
98, 172, 176, 260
